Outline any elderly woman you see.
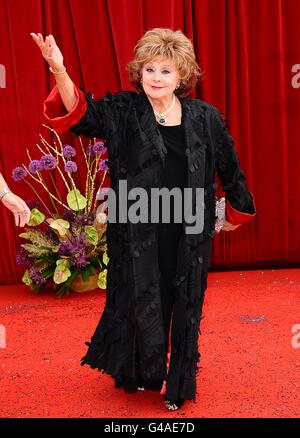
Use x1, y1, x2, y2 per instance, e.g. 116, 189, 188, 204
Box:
31, 28, 255, 410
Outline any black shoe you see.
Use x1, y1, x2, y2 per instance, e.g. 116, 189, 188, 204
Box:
165, 398, 185, 411
114, 375, 145, 392
124, 377, 145, 393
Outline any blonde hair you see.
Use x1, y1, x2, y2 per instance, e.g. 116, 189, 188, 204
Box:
126, 28, 202, 97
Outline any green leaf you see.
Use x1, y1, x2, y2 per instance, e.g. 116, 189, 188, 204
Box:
33, 285, 43, 295
97, 269, 107, 289
67, 189, 87, 211
19, 229, 58, 253
85, 225, 98, 245
56, 268, 80, 297
42, 267, 55, 280
81, 269, 89, 282
56, 259, 71, 268
48, 218, 70, 237
28, 208, 45, 226
22, 270, 33, 287
89, 265, 97, 275
19, 232, 34, 240
53, 259, 72, 284
103, 251, 109, 266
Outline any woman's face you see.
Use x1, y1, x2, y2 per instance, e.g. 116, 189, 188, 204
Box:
141, 57, 180, 100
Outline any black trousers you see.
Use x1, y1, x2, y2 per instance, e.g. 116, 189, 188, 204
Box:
158, 225, 213, 342
158, 223, 184, 352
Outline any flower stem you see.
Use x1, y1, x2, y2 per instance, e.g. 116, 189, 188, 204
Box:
94, 170, 107, 210
49, 170, 63, 206
38, 137, 70, 191
24, 179, 52, 216
71, 180, 80, 211
42, 125, 77, 189
23, 164, 70, 210
38, 172, 59, 214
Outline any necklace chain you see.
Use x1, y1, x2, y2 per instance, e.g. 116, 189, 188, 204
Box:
150, 94, 176, 124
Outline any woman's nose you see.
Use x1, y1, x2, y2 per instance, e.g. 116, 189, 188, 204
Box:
153, 72, 161, 81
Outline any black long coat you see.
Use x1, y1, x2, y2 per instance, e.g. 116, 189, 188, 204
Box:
65, 90, 256, 401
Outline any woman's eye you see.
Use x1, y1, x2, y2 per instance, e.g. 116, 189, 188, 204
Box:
145, 68, 170, 74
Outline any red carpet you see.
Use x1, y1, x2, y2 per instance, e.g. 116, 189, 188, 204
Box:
0, 268, 299, 418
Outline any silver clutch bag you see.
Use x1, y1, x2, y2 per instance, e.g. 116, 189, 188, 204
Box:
215, 197, 225, 233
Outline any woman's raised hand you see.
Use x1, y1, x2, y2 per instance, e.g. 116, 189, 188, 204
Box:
30, 33, 64, 72
30, 32, 77, 111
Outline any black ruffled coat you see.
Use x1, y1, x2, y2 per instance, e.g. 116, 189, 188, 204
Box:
68, 91, 255, 402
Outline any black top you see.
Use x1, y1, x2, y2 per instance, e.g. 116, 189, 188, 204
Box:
157, 123, 186, 224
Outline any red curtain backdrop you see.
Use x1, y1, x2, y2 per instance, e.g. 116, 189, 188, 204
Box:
0, 0, 299, 284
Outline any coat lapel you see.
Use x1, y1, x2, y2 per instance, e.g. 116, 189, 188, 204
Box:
180, 97, 207, 190
133, 94, 207, 187
134, 94, 168, 166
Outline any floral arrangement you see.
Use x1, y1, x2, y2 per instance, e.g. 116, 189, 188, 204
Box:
13, 126, 109, 297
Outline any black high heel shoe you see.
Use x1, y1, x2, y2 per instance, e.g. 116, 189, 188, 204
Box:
114, 375, 144, 392
164, 398, 185, 411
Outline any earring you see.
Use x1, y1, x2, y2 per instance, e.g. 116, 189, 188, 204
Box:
140, 80, 143, 85
176, 82, 181, 90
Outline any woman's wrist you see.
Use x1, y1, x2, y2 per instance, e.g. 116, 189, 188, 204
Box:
0, 187, 11, 202
49, 64, 66, 75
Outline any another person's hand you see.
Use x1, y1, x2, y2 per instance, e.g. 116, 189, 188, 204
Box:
1, 192, 31, 227
30, 33, 64, 72
222, 220, 241, 232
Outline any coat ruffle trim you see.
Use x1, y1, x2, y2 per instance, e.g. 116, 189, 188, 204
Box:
43, 84, 87, 133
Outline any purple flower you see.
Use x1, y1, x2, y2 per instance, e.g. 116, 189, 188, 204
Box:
98, 159, 109, 172
58, 240, 73, 256
40, 154, 57, 170
73, 253, 90, 268
29, 268, 47, 285
58, 232, 90, 268
63, 145, 76, 158
74, 232, 87, 249
26, 200, 41, 210
29, 160, 42, 174
93, 141, 107, 155
62, 210, 75, 222
73, 213, 95, 226
16, 249, 33, 268
12, 167, 27, 182
72, 233, 88, 253
85, 145, 94, 156
64, 161, 78, 173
